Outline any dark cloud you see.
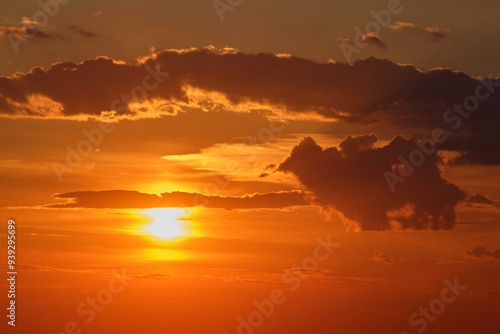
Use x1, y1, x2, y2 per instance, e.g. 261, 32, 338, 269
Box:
48, 190, 309, 210
449, 150, 500, 166
467, 246, 500, 260
438, 131, 500, 165
389, 22, 450, 41
278, 135, 466, 231
0, 47, 499, 163
259, 163, 277, 178
68, 25, 99, 38
0, 47, 497, 125
0, 56, 179, 118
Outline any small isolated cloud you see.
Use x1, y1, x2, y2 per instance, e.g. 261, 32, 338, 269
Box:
374, 251, 393, 265
259, 163, 276, 178
92, 11, 103, 19
278, 134, 466, 231
389, 22, 450, 41
361, 33, 387, 49
336, 37, 351, 44
68, 25, 99, 38
20, 17, 37, 25
337, 34, 387, 49
467, 247, 500, 260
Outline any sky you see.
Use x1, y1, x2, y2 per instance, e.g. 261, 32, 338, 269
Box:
0, 0, 499, 333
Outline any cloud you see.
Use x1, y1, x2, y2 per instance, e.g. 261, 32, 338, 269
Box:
0, 47, 498, 164
374, 251, 393, 265
0, 47, 497, 125
361, 33, 387, 49
436, 128, 500, 166
467, 247, 500, 260
68, 25, 99, 38
389, 22, 450, 41
259, 163, 276, 178
0, 17, 61, 41
337, 34, 387, 49
92, 11, 103, 19
1, 46, 497, 124
20, 17, 37, 25
133, 273, 171, 280
449, 150, 500, 166
464, 193, 500, 209
47, 190, 309, 210
0, 25, 58, 40
278, 135, 466, 231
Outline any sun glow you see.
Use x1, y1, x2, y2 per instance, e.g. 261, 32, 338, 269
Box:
142, 208, 193, 241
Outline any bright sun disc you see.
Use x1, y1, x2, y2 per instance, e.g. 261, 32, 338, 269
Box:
142, 208, 190, 240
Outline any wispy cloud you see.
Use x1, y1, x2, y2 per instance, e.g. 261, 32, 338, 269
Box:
467, 247, 500, 260
337, 33, 387, 49
92, 11, 103, 19
68, 25, 99, 38
374, 251, 393, 265
389, 22, 450, 41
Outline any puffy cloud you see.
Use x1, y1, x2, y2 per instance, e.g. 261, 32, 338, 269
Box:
0, 47, 497, 125
278, 135, 466, 231
467, 247, 500, 260
48, 189, 309, 210
389, 22, 450, 41
0, 47, 499, 163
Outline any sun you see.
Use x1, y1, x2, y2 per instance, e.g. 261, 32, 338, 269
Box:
142, 208, 190, 240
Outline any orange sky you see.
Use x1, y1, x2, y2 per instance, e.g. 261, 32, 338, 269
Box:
1, 1, 500, 334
